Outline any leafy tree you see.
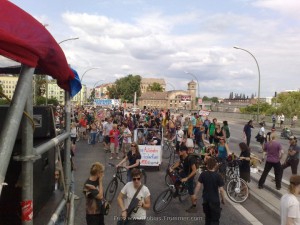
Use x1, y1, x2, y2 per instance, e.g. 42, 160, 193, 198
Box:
107, 75, 141, 102
36, 96, 59, 106
48, 97, 59, 106
202, 96, 218, 103
211, 97, 219, 103
0, 99, 10, 105
0, 83, 3, 94
240, 102, 274, 115
147, 82, 163, 92
34, 75, 47, 96
89, 89, 96, 103
274, 91, 300, 117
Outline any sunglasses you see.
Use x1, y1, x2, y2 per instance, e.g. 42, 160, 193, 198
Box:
131, 145, 137, 147
132, 177, 141, 181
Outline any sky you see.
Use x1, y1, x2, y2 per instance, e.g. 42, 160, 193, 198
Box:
2, 0, 300, 98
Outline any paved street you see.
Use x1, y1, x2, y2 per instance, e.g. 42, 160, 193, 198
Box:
73, 135, 253, 225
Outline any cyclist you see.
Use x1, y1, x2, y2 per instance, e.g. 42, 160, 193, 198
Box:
116, 142, 141, 182
169, 145, 197, 213
216, 137, 231, 179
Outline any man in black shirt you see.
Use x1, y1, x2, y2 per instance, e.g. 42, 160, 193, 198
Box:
194, 157, 225, 225
243, 120, 254, 147
170, 145, 197, 213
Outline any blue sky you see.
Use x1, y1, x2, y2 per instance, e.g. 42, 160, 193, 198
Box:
3, 0, 300, 98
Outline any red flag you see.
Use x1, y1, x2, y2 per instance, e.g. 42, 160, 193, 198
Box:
0, 0, 74, 91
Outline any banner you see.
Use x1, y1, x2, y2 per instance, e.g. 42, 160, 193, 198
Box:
139, 145, 162, 166
94, 99, 120, 106
180, 95, 191, 102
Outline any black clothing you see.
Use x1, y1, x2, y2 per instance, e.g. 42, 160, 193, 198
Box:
239, 150, 250, 182
258, 161, 281, 189
199, 171, 224, 203
202, 202, 221, 225
127, 151, 141, 168
243, 124, 253, 147
181, 155, 196, 179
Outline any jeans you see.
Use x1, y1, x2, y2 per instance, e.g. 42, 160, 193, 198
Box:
90, 132, 97, 145
258, 161, 281, 189
246, 135, 251, 147
202, 202, 221, 225
280, 158, 299, 181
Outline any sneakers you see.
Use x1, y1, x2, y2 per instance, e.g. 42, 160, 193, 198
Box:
109, 157, 113, 160
276, 187, 281, 190
186, 205, 197, 213
258, 185, 263, 189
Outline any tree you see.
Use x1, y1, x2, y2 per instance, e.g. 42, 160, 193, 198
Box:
34, 75, 47, 96
89, 89, 96, 103
274, 91, 300, 117
107, 75, 141, 102
240, 102, 275, 115
147, 82, 163, 92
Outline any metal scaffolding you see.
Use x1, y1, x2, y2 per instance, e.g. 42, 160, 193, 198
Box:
0, 64, 74, 224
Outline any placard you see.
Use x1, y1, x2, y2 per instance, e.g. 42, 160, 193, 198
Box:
139, 145, 162, 166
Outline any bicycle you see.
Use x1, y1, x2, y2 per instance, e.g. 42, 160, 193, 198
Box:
162, 139, 175, 159
225, 158, 249, 203
153, 168, 189, 213
104, 163, 147, 202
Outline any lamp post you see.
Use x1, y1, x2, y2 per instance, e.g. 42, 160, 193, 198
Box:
185, 71, 200, 109
58, 37, 79, 45
233, 46, 261, 122
79, 67, 101, 105
166, 82, 175, 91
93, 79, 105, 100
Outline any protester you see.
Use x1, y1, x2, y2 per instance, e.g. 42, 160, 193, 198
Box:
280, 136, 300, 180
83, 162, 105, 225
258, 133, 283, 190
280, 175, 300, 225
194, 157, 225, 225
239, 142, 251, 182
109, 124, 120, 159
117, 142, 141, 182
243, 120, 254, 147
117, 168, 151, 225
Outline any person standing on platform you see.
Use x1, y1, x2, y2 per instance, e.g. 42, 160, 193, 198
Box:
243, 120, 254, 147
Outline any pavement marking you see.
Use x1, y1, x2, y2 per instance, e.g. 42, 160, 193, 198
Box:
225, 195, 263, 225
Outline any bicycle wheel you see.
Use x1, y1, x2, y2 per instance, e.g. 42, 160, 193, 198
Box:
141, 169, 147, 185
105, 178, 118, 202
226, 178, 249, 203
162, 144, 171, 159
153, 188, 173, 213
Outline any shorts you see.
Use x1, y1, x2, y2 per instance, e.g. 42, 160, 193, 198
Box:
79, 127, 86, 133
104, 135, 110, 144
110, 143, 119, 153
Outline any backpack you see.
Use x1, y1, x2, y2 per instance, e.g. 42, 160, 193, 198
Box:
188, 153, 202, 170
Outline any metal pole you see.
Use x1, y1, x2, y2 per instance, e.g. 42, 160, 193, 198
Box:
0, 65, 34, 197
21, 79, 34, 225
58, 37, 79, 45
45, 75, 48, 105
233, 46, 261, 122
64, 91, 71, 196
79, 67, 100, 105
47, 199, 67, 225
35, 132, 70, 155
67, 193, 75, 225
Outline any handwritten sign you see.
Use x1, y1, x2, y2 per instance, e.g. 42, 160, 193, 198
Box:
138, 145, 162, 166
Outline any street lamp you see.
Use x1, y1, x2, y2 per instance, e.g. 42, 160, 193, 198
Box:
79, 67, 101, 105
233, 46, 261, 122
58, 37, 79, 45
185, 71, 200, 109
93, 79, 105, 99
166, 82, 175, 91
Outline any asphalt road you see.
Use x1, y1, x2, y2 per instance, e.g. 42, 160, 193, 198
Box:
72, 135, 267, 225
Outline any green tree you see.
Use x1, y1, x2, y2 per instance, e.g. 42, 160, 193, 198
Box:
36, 96, 59, 106
147, 82, 163, 92
107, 75, 141, 102
89, 89, 96, 103
274, 91, 300, 117
0, 83, 3, 94
240, 102, 274, 115
34, 75, 47, 96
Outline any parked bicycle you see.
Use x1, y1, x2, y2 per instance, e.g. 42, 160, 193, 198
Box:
104, 163, 147, 202
153, 168, 189, 213
225, 158, 249, 203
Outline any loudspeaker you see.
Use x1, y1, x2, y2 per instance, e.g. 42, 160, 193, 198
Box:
0, 106, 56, 225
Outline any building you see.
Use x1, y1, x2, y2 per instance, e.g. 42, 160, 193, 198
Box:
140, 78, 166, 94
0, 75, 18, 99
94, 83, 114, 99
138, 80, 197, 110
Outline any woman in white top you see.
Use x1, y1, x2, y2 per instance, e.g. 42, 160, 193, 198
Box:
280, 175, 300, 225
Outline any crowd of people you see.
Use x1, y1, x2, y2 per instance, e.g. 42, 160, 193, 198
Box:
53, 105, 300, 225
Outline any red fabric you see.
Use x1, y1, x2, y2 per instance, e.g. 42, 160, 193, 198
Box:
0, 0, 74, 91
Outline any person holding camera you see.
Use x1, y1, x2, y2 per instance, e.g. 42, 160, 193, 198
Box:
117, 168, 151, 225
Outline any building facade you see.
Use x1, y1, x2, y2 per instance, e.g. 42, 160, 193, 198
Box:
140, 78, 166, 94
0, 75, 18, 99
138, 80, 197, 110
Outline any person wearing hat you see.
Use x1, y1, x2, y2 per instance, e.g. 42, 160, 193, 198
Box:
280, 175, 300, 225
169, 145, 197, 213
280, 136, 300, 181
